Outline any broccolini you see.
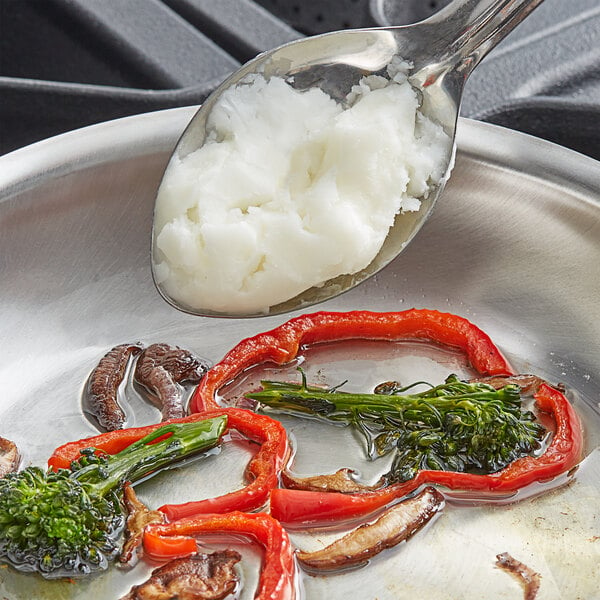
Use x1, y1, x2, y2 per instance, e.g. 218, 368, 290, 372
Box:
0, 415, 226, 578
248, 373, 545, 483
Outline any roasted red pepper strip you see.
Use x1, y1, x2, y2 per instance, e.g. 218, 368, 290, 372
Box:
190, 309, 512, 412
159, 408, 289, 520
143, 511, 295, 600
270, 383, 583, 528
48, 408, 289, 521
142, 529, 198, 559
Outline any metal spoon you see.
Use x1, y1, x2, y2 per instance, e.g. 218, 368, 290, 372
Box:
152, 0, 544, 318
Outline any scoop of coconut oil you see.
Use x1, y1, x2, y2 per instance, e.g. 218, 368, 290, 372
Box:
153, 68, 451, 315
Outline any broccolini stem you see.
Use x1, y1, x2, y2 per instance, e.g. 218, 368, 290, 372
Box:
248, 374, 545, 481
73, 415, 227, 497
248, 378, 521, 423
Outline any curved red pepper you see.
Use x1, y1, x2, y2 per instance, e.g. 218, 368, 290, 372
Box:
270, 383, 583, 528
48, 408, 289, 521
143, 511, 296, 600
191, 309, 512, 412
159, 408, 289, 520
142, 529, 197, 558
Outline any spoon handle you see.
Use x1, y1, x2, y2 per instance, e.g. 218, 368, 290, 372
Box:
430, 0, 546, 73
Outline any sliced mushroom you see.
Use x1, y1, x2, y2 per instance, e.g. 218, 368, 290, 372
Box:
495, 552, 541, 600
121, 550, 241, 600
296, 486, 444, 571
84, 343, 144, 431
134, 344, 210, 421
119, 483, 166, 565
282, 468, 384, 493
0, 436, 20, 478
469, 374, 564, 395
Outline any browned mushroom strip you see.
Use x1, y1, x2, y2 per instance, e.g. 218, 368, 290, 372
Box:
119, 483, 166, 565
282, 468, 384, 493
121, 550, 242, 600
469, 374, 564, 395
0, 436, 20, 478
495, 552, 541, 600
134, 344, 211, 421
85, 343, 144, 431
296, 486, 444, 571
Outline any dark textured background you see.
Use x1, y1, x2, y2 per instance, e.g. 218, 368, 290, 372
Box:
1, 0, 598, 158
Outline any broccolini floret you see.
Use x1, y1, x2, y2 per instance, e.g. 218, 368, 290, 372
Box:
0, 415, 226, 578
248, 373, 545, 483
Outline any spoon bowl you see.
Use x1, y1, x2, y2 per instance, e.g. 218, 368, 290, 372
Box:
152, 0, 544, 318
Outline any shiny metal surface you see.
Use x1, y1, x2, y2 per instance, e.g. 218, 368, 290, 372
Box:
155, 0, 546, 317
0, 108, 599, 598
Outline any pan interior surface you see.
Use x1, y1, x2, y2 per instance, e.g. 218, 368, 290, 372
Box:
0, 110, 599, 599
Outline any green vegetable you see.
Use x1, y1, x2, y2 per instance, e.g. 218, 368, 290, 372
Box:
248, 373, 545, 483
0, 415, 227, 578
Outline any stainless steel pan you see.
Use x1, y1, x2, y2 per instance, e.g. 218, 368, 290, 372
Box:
0, 109, 598, 599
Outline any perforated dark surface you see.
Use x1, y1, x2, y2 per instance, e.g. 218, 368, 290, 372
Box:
0, 0, 598, 158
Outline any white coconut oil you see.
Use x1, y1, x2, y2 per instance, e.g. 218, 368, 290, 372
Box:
153, 69, 451, 314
